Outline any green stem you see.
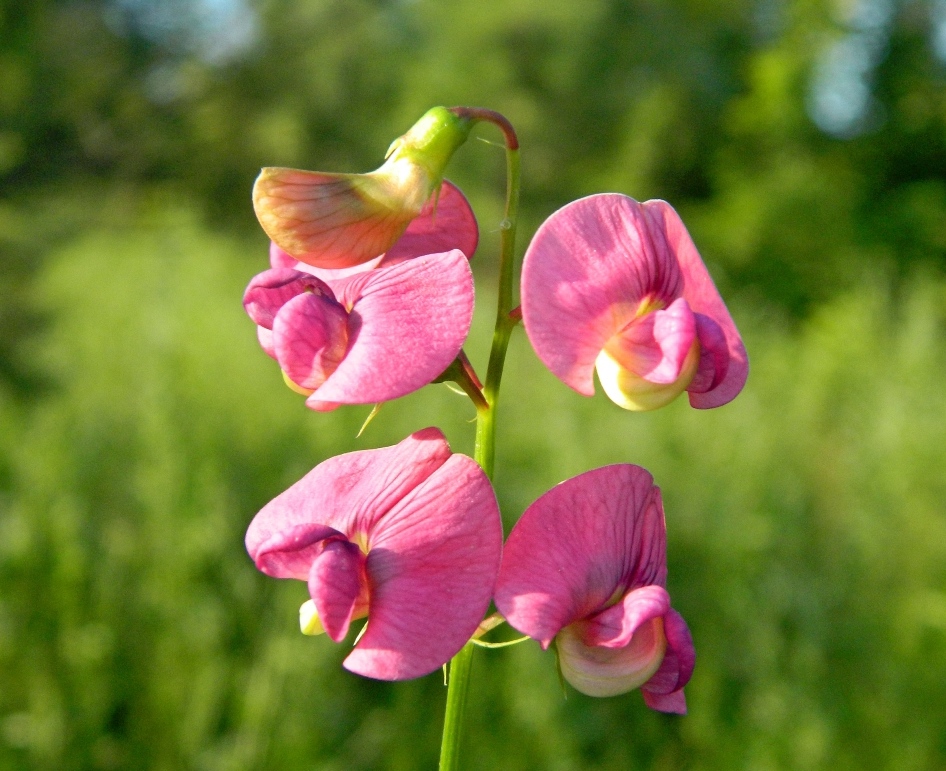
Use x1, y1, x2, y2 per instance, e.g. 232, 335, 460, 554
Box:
438, 641, 475, 771
474, 143, 520, 477
438, 111, 520, 771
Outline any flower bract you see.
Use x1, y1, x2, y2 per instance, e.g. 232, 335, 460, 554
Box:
493, 464, 695, 713
245, 428, 503, 680
243, 247, 475, 411
521, 193, 748, 410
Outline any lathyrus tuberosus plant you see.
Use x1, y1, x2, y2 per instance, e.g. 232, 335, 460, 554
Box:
242, 105, 748, 769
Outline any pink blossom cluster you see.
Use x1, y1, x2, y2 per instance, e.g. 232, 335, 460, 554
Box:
242, 111, 747, 715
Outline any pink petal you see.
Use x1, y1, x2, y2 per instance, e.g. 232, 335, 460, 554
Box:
253, 167, 416, 269
642, 688, 687, 714
344, 453, 502, 680
494, 465, 667, 647
582, 585, 671, 649
252, 522, 345, 579
603, 297, 697, 384
243, 268, 335, 329
381, 181, 478, 266
521, 194, 684, 396
642, 608, 695, 695
641, 200, 748, 408
689, 313, 730, 394
245, 428, 453, 567
272, 292, 350, 390
305, 250, 474, 407
268, 181, 476, 280
308, 539, 366, 642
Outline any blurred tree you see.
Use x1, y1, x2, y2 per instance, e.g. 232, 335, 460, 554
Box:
3, 0, 945, 316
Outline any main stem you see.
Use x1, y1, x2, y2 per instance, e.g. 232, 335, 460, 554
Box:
438, 112, 520, 771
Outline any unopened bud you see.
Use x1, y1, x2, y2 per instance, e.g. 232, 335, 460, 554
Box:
253, 107, 472, 270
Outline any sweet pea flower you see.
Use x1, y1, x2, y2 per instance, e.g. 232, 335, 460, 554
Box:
243, 247, 474, 411
494, 465, 695, 713
254, 107, 474, 269
521, 193, 748, 411
245, 428, 503, 680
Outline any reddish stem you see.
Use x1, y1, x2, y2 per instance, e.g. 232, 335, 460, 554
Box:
448, 107, 519, 150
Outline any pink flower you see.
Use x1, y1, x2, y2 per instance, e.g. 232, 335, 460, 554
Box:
493, 465, 695, 713
245, 428, 503, 680
521, 193, 748, 411
243, 246, 475, 411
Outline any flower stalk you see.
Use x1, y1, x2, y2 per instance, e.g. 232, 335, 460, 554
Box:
438, 109, 520, 771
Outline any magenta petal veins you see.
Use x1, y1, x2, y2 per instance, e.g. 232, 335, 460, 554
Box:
493, 464, 694, 713
245, 428, 503, 681
521, 193, 748, 410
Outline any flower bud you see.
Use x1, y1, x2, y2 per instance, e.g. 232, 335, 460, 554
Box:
253, 107, 472, 269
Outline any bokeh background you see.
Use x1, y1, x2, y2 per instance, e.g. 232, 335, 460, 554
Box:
2, 0, 946, 768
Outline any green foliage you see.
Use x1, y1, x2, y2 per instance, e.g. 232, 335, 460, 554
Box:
5, 0, 946, 313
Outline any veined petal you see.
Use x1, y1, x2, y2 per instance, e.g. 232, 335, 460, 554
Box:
267, 181, 476, 280
557, 614, 667, 697
344, 453, 503, 680
308, 539, 367, 642
642, 200, 748, 408
254, 168, 392, 265
306, 250, 474, 407
494, 465, 667, 647
521, 194, 684, 396
272, 292, 349, 391
245, 428, 453, 564
253, 165, 425, 269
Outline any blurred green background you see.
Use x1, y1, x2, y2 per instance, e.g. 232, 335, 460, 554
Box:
2, 0, 946, 768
